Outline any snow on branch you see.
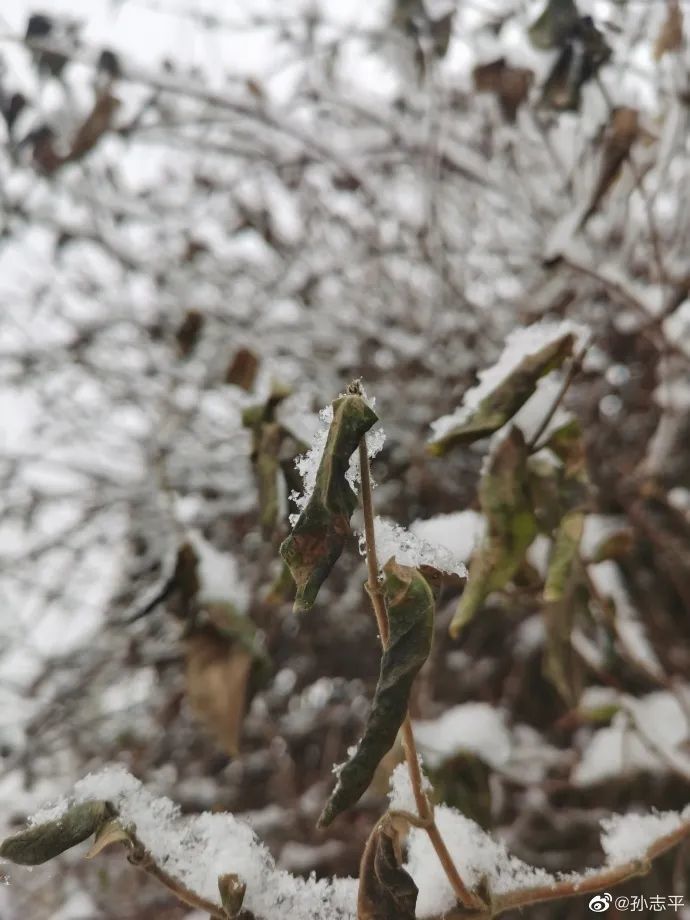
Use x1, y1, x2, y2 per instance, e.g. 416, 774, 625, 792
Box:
3, 766, 689, 920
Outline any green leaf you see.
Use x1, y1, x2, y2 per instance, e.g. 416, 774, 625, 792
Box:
319, 562, 434, 827
528, 0, 579, 49
280, 394, 378, 612
450, 429, 537, 637
544, 510, 584, 603
0, 801, 112, 866
428, 332, 575, 454
357, 814, 418, 920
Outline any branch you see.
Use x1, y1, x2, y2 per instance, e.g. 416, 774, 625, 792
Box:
357, 438, 485, 913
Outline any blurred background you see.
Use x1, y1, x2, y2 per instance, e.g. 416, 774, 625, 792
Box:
1, 0, 690, 917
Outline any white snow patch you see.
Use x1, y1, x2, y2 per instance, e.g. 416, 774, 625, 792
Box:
368, 516, 468, 578
188, 530, 248, 612
28, 767, 358, 920
601, 806, 690, 866
413, 703, 512, 770
409, 511, 485, 564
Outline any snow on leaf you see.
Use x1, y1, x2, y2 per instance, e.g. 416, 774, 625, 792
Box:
428, 321, 585, 453
280, 393, 378, 612
367, 516, 468, 579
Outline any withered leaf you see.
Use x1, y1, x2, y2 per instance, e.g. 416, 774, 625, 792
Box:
280, 394, 378, 612
428, 331, 575, 454
654, 0, 683, 59
225, 347, 259, 391
528, 0, 579, 49
473, 58, 534, 122
539, 17, 611, 112
450, 429, 537, 637
0, 801, 112, 866
65, 92, 121, 164
319, 562, 434, 827
579, 108, 639, 228
185, 626, 254, 757
357, 815, 417, 920
175, 310, 205, 357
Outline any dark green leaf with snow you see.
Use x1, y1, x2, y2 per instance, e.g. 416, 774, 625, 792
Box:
280, 394, 377, 612
0, 801, 112, 866
428, 332, 575, 454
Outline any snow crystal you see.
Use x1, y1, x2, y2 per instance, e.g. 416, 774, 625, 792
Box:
601, 806, 690, 866
28, 767, 357, 920
429, 320, 588, 444
368, 516, 468, 578
413, 703, 512, 770
409, 511, 485, 564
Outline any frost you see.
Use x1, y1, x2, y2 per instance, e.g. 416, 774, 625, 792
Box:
29, 767, 358, 920
429, 320, 588, 444
367, 516, 468, 578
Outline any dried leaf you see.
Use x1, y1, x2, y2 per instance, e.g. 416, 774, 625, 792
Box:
654, 0, 683, 59
175, 310, 205, 357
0, 801, 112, 866
357, 815, 417, 920
319, 562, 434, 826
218, 873, 247, 917
225, 348, 259, 391
428, 332, 575, 454
280, 394, 378, 612
539, 17, 611, 112
528, 0, 579, 49
473, 58, 534, 122
65, 92, 121, 163
185, 627, 254, 757
579, 108, 639, 228
450, 429, 537, 637
589, 528, 634, 563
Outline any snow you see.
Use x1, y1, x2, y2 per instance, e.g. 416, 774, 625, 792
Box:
429, 320, 587, 445
409, 510, 485, 564
588, 560, 664, 680
188, 530, 248, 612
27, 766, 358, 920
368, 516, 468, 578
601, 806, 690, 865
573, 688, 690, 786
389, 763, 554, 915
413, 703, 512, 770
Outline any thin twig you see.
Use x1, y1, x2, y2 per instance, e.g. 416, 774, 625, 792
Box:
528, 338, 590, 452
357, 438, 484, 912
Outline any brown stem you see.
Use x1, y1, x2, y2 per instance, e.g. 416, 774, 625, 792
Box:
357, 439, 483, 912
433, 818, 690, 919
126, 835, 227, 918
527, 339, 590, 452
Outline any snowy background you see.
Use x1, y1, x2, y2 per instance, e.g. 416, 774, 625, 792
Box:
1, 0, 690, 917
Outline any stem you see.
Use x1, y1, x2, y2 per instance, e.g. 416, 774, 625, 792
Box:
357, 439, 484, 912
527, 339, 590, 452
